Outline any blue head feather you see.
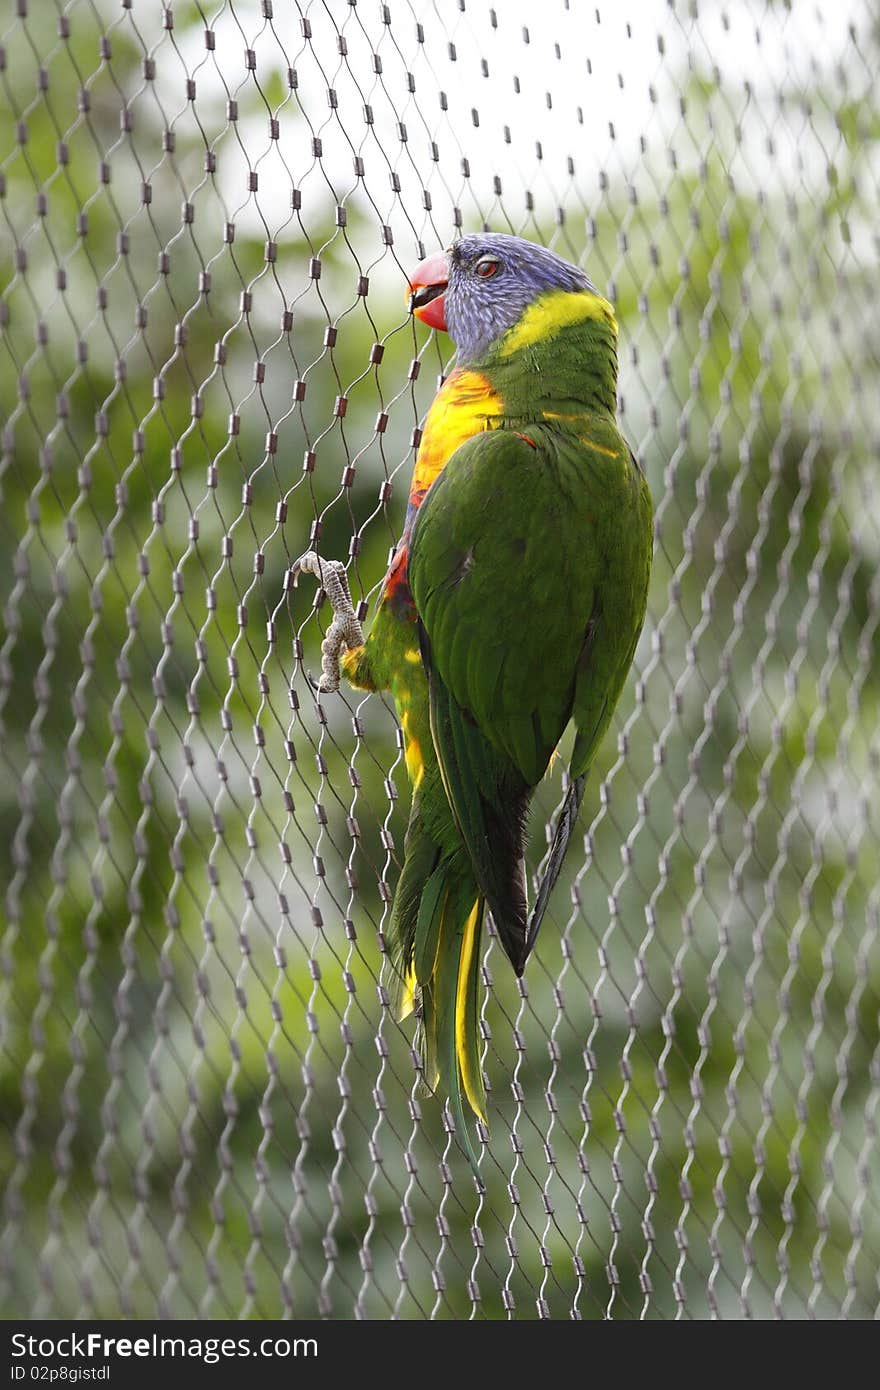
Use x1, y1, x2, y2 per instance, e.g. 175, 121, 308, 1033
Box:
443, 233, 595, 363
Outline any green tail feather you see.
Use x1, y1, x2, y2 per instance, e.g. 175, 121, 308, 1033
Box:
390, 832, 487, 1174
414, 869, 446, 984
419, 621, 531, 975
433, 881, 485, 1174
389, 814, 440, 989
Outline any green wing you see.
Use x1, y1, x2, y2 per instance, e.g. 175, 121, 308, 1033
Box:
409, 423, 652, 973
410, 427, 600, 775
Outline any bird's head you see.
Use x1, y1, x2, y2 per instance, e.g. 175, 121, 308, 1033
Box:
408, 232, 595, 363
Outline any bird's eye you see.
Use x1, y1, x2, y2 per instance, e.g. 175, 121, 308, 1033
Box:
474, 257, 500, 278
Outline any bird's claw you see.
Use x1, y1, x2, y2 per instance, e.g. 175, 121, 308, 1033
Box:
290, 551, 364, 694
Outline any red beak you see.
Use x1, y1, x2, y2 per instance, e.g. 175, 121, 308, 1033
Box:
408, 250, 449, 331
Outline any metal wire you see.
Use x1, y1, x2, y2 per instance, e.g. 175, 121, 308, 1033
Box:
1, 0, 878, 1320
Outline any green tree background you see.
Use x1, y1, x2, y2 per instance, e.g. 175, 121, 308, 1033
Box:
1, 1, 878, 1318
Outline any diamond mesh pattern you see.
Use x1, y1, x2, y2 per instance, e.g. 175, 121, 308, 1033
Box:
1, 0, 878, 1320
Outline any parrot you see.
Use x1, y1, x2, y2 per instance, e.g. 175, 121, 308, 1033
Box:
292, 232, 653, 1168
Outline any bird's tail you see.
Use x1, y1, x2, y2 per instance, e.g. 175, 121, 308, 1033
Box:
390, 829, 486, 1171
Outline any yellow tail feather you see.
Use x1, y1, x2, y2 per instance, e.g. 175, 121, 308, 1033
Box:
398, 959, 417, 1021
455, 900, 487, 1123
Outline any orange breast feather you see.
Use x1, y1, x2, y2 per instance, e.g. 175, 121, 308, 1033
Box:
411, 368, 503, 500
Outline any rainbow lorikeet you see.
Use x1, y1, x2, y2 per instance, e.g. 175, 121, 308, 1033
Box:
293, 233, 653, 1166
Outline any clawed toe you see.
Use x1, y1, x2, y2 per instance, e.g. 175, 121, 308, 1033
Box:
290, 551, 364, 693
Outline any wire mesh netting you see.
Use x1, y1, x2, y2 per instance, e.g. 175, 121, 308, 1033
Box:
1, 0, 879, 1321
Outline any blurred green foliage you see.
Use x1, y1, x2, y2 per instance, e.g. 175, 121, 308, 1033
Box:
1, 2, 878, 1320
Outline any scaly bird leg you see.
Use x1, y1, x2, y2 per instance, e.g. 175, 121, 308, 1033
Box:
290, 552, 364, 692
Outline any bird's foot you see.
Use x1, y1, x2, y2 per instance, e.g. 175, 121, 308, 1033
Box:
289, 551, 364, 692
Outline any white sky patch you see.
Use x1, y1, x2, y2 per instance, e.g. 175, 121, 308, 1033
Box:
149, 0, 871, 296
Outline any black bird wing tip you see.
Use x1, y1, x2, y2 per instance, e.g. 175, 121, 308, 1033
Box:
521, 772, 587, 967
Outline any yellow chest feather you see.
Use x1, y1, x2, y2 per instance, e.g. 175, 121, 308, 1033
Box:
412, 369, 503, 495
